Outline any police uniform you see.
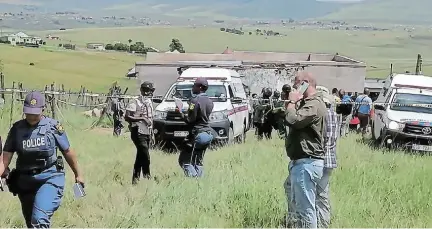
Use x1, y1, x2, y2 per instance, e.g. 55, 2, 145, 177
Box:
253, 87, 273, 139
125, 82, 154, 184
178, 78, 215, 178
3, 92, 69, 228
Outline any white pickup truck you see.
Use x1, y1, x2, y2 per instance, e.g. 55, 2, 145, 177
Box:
372, 73, 432, 152
152, 67, 251, 146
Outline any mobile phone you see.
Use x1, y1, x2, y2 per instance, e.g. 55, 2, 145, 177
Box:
297, 81, 309, 95
73, 183, 86, 199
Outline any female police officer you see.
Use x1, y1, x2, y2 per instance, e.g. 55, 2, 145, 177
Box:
0, 91, 84, 228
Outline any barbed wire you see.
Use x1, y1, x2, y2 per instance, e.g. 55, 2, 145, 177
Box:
54, 101, 103, 132
56, 99, 108, 108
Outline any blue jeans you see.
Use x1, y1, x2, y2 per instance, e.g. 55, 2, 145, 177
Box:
178, 132, 213, 177
284, 158, 324, 228
17, 165, 65, 228
316, 168, 333, 228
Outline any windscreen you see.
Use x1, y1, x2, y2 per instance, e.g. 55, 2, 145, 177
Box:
390, 93, 432, 114
166, 84, 227, 102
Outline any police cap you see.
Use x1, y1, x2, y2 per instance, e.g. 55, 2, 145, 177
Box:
23, 91, 45, 115
194, 77, 208, 87
141, 81, 155, 92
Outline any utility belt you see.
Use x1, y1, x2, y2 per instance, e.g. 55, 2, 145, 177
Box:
7, 156, 64, 196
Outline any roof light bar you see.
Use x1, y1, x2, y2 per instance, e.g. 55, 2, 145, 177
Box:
394, 84, 432, 90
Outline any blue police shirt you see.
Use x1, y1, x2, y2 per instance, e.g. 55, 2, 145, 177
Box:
4, 117, 70, 156
342, 95, 352, 103
355, 95, 372, 115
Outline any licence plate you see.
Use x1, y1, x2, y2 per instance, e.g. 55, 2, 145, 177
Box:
412, 144, 432, 152
173, 131, 189, 137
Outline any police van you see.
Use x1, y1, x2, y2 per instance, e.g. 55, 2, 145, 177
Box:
152, 67, 251, 146
372, 73, 432, 152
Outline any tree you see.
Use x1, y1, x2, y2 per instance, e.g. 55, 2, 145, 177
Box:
105, 44, 114, 50
169, 38, 185, 53
220, 28, 225, 31
249, 32, 252, 35
128, 39, 132, 44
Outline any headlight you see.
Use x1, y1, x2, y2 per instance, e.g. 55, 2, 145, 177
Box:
154, 111, 167, 120
209, 110, 228, 121
388, 120, 405, 130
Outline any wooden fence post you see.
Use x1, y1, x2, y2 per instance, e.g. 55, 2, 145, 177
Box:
0, 72, 4, 102
50, 83, 56, 119
9, 82, 15, 128
18, 82, 24, 101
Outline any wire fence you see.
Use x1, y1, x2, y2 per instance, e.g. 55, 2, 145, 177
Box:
1, 70, 432, 133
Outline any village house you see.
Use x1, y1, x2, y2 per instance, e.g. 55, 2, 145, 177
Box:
46, 35, 60, 40
0, 32, 43, 45
86, 43, 105, 50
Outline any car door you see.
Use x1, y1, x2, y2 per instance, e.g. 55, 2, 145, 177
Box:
232, 80, 249, 132
227, 84, 241, 136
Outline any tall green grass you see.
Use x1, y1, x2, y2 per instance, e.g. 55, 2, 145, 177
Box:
1, 105, 432, 227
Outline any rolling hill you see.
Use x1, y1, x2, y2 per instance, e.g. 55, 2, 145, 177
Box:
0, 0, 348, 20
323, 0, 432, 24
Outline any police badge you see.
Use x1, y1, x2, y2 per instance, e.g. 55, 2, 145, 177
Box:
30, 99, 37, 106
56, 123, 65, 134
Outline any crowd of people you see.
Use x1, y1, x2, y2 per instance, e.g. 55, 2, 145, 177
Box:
0, 71, 374, 228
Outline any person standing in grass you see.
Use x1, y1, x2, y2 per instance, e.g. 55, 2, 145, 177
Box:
316, 93, 339, 228
353, 88, 372, 138
178, 78, 214, 178
125, 82, 155, 185
0, 91, 84, 228
283, 72, 327, 228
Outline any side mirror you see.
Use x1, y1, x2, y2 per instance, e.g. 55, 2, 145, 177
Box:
231, 97, 243, 104
152, 97, 163, 103
374, 104, 386, 111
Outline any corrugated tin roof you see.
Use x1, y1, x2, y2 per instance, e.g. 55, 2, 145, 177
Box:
222, 47, 233, 54
364, 78, 385, 89
16, 32, 29, 37
141, 51, 365, 66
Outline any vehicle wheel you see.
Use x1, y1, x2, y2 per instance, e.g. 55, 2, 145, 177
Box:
235, 124, 246, 144
372, 122, 382, 142
227, 127, 235, 145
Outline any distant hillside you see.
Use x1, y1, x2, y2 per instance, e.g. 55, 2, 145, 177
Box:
322, 0, 432, 24
0, 0, 347, 20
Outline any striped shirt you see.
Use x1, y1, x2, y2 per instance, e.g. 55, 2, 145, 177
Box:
324, 106, 338, 169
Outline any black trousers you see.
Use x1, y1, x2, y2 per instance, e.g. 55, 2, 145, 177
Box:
256, 122, 272, 139
113, 120, 123, 136
130, 127, 151, 178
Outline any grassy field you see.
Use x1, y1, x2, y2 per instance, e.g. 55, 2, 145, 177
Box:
2, 26, 432, 92
0, 105, 432, 227
0, 26, 432, 227
29, 26, 432, 77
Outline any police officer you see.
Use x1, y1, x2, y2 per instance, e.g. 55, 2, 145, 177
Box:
253, 87, 273, 139
125, 81, 154, 185
178, 78, 214, 178
271, 87, 288, 138
281, 84, 291, 100
0, 91, 84, 228
111, 97, 125, 136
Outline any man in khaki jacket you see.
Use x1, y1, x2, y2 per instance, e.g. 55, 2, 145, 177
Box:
283, 71, 327, 228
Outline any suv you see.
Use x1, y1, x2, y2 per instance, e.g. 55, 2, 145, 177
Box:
372, 73, 432, 152
152, 67, 251, 146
